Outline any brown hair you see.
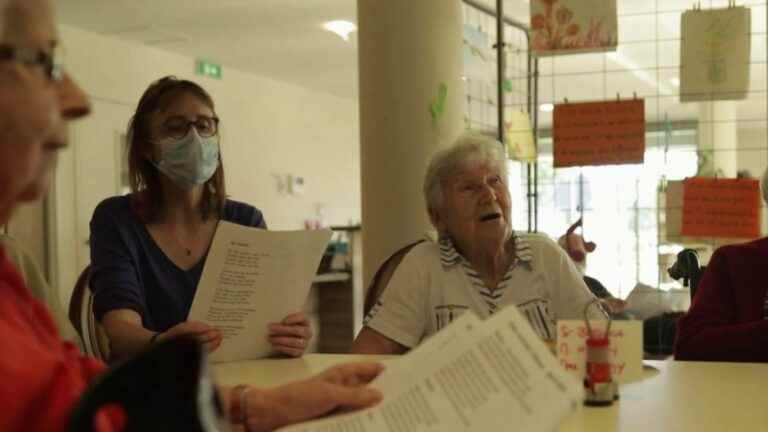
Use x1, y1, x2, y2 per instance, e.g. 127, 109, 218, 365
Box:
127, 76, 226, 222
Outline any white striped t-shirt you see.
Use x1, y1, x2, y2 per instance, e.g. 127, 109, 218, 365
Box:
365, 232, 600, 347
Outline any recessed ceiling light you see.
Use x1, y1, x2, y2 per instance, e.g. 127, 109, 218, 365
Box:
323, 20, 357, 42
670, 77, 680, 87
540, 103, 554, 112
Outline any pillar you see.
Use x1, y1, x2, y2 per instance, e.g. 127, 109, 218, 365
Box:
357, 0, 466, 286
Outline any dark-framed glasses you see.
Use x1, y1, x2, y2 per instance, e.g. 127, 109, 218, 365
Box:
0, 45, 63, 82
162, 116, 220, 139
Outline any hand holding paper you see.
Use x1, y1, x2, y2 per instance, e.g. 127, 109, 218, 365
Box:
188, 222, 331, 362
268, 312, 314, 357
277, 305, 583, 432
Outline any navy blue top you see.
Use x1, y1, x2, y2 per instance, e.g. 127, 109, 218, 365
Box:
90, 195, 266, 332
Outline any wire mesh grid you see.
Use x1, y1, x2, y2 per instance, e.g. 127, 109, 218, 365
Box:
464, 0, 767, 299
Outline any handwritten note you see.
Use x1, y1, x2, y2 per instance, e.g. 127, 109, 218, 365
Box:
556, 320, 643, 383
681, 177, 761, 238
506, 111, 536, 163
553, 99, 645, 168
680, 6, 751, 102
188, 222, 331, 362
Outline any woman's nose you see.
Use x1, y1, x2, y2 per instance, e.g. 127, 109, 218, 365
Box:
57, 73, 91, 119
479, 183, 497, 201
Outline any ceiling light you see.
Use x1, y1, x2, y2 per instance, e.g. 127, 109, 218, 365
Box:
323, 20, 357, 42
540, 103, 554, 112
670, 77, 680, 87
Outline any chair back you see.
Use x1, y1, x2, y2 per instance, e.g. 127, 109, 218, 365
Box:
68, 265, 110, 360
67, 338, 225, 432
667, 249, 705, 300
363, 240, 425, 317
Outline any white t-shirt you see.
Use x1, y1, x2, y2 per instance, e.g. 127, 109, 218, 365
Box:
365, 232, 599, 348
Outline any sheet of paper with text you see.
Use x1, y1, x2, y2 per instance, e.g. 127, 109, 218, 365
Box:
278, 306, 583, 432
188, 221, 331, 362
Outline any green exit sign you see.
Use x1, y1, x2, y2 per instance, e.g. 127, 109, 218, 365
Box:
196, 60, 222, 79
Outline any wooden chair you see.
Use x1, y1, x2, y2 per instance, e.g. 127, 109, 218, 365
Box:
68, 265, 111, 361
363, 240, 425, 317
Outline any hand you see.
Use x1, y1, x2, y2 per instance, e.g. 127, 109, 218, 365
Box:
245, 362, 384, 432
158, 321, 222, 352
604, 298, 628, 314
268, 312, 313, 357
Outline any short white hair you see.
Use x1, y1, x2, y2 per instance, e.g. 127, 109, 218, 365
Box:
422, 133, 508, 215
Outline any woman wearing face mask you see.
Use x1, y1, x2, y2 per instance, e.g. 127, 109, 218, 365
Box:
89, 76, 312, 361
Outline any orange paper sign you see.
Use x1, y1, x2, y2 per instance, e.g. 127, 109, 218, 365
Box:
681, 178, 761, 238
553, 99, 645, 168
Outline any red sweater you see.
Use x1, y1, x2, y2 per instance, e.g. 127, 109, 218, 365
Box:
675, 237, 768, 362
0, 248, 118, 431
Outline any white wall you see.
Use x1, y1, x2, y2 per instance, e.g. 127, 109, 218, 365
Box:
54, 25, 360, 304
737, 127, 768, 179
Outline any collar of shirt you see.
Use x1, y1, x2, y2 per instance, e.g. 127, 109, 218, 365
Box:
437, 232, 534, 271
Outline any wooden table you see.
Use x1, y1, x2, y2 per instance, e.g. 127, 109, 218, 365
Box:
214, 354, 768, 431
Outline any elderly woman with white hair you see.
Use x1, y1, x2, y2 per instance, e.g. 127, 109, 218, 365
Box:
351, 134, 599, 354
675, 168, 768, 363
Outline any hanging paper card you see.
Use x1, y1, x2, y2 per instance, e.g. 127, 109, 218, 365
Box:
680, 6, 751, 102
553, 99, 645, 168
506, 111, 536, 162
681, 177, 761, 238
530, 0, 618, 56
462, 25, 492, 84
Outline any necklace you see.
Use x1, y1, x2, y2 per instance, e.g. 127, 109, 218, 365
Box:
169, 229, 193, 257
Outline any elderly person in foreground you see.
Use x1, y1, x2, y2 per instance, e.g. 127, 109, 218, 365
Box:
674, 168, 768, 363
0, 0, 382, 429
351, 134, 599, 354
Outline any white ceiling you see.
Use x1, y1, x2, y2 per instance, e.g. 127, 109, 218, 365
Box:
57, 0, 359, 99
57, 0, 766, 127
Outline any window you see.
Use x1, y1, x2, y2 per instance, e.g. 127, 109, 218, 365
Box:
509, 126, 698, 297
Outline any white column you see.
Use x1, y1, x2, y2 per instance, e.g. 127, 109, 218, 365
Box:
697, 101, 738, 177
357, 0, 466, 286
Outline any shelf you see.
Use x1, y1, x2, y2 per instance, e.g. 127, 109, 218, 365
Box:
313, 272, 351, 283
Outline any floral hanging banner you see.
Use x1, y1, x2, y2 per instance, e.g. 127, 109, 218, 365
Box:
530, 0, 618, 56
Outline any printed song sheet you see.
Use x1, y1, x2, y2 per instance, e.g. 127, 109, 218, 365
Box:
278, 306, 583, 432
188, 222, 331, 362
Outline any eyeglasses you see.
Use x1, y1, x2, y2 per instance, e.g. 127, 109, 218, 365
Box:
0, 45, 63, 82
161, 116, 220, 139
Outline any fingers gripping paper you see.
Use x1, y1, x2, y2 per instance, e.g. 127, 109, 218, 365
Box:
188, 222, 331, 362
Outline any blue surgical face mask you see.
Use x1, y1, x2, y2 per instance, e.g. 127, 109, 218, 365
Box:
150, 128, 220, 189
